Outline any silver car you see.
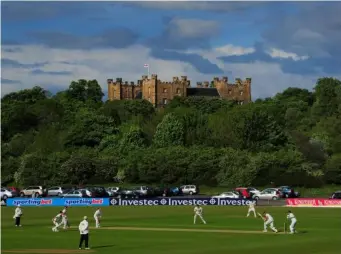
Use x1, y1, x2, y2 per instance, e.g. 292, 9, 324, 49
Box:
62, 190, 87, 198
180, 185, 199, 195
253, 188, 281, 200
47, 186, 68, 196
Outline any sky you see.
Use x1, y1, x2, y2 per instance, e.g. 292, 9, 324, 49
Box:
1, 1, 341, 99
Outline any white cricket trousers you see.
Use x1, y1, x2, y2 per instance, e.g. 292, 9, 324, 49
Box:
62, 217, 69, 229
194, 213, 206, 224
264, 219, 277, 232
247, 208, 256, 217
52, 220, 61, 231
94, 217, 100, 228
290, 219, 297, 233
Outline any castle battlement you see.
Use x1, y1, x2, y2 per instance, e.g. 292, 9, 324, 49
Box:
107, 74, 251, 107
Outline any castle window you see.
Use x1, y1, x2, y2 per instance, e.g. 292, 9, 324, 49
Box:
162, 98, 168, 105
240, 91, 243, 95
163, 88, 167, 93
148, 87, 151, 95
228, 90, 232, 95
176, 88, 181, 94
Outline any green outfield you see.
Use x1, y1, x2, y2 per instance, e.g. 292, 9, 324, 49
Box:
1, 206, 341, 254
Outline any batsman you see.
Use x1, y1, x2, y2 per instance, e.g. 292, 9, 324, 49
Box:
258, 212, 278, 233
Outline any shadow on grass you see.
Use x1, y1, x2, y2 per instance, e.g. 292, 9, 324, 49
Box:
92, 245, 115, 249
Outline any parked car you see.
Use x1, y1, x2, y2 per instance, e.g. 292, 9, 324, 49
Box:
84, 186, 109, 197
6, 186, 20, 197
330, 191, 341, 199
212, 191, 240, 199
180, 185, 199, 195
253, 188, 281, 200
106, 187, 121, 196
235, 187, 261, 198
113, 188, 141, 199
1, 187, 14, 200
157, 186, 182, 197
20, 186, 47, 197
277, 186, 300, 198
47, 186, 73, 197
132, 186, 153, 197
62, 190, 88, 198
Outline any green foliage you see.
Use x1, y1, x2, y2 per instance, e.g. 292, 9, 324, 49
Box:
153, 113, 185, 147
1, 77, 341, 187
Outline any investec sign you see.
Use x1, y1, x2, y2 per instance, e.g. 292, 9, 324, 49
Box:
110, 198, 256, 206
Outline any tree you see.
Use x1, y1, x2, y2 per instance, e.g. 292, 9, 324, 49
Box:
324, 154, 341, 184
312, 78, 341, 117
67, 79, 104, 103
153, 113, 185, 147
64, 108, 118, 147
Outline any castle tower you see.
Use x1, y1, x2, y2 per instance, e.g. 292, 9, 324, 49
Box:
142, 74, 158, 106
107, 78, 122, 100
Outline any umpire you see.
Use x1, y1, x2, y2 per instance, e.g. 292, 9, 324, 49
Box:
78, 216, 90, 250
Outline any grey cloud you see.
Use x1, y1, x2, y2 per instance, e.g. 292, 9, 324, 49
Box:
27, 28, 139, 49
31, 69, 72, 76
126, 1, 265, 13
220, 3, 341, 76
1, 2, 110, 22
146, 17, 219, 51
1, 78, 22, 85
150, 48, 223, 74
2, 48, 22, 53
1, 58, 48, 68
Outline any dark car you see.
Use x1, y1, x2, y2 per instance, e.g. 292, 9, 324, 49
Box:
153, 186, 182, 197
278, 186, 300, 198
86, 186, 109, 198
330, 191, 341, 199
113, 188, 142, 199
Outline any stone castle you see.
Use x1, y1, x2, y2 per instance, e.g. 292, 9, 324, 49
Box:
107, 74, 251, 107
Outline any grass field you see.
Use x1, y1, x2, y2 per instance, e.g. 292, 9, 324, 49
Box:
1, 206, 341, 254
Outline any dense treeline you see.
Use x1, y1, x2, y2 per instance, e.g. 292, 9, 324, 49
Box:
1, 78, 341, 187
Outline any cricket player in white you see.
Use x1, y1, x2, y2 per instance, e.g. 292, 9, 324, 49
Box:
194, 205, 206, 224
93, 208, 101, 228
287, 210, 297, 234
262, 212, 278, 233
52, 211, 63, 232
62, 206, 69, 229
246, 202, 256, 218
13, 204, 23, 227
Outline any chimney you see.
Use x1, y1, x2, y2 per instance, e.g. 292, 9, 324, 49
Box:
222, 76, 228, 82
203, 81, 209, 88
116, 78, 122, 83
173, 77, 179, 82
107, 79, 113, 84
196, 82, 202, 88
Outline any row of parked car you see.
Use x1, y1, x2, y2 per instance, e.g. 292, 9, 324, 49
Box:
0, 184, 200, 199
2, 184, 341, 200
212, 186, 301, 200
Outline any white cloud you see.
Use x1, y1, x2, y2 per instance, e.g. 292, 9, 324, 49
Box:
267, 48, 309, 61
1, 44, 327, 99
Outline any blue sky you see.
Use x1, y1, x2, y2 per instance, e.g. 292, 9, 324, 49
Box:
1, 1, 341, 99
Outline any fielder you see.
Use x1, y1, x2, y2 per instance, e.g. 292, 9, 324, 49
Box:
261, 212, 278, 233
52, 211, 63, 232
287, 210, 297, 234
62, 206, 69, 229
93, 208, 101, 228
246, 202, 256, 218
194, 205, 206, 224
13, 204, 23, 227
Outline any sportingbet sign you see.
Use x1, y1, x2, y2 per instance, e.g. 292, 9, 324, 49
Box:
286, 198, 341, 208
110, 198, 256, 206
6, 198, 109, 207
